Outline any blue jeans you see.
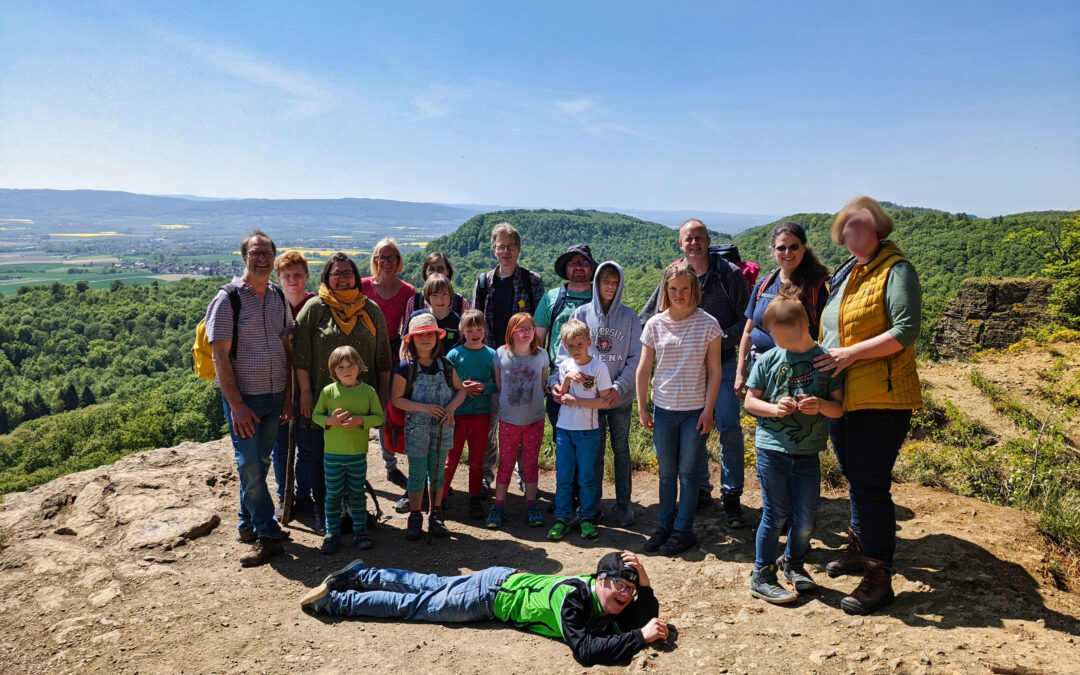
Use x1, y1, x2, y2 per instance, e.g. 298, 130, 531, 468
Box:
754, 448, 821, 569
554, 427, 599, 520
270, 421, 325, 508
594, 404, 633, 508
327, 565, 515, 620
711, 359, 745, 497
222, 392, 286, 539
653, 407, 707, 532
829, 409, 912, 564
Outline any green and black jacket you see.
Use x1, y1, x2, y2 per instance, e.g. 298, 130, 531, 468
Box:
492, 572, 659, 666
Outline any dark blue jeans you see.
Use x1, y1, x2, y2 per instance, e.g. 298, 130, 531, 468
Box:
327, 565, 515, 620
712, 359, 745, 497
270, 421, 325, 510
754, 449, 820, 569
829, 409, 912, 564
222, 392, 286, 539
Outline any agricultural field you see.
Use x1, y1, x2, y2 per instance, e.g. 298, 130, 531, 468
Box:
0, 259, 157, 295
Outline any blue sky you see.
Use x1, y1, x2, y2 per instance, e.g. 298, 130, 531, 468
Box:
1, 1, 1077, 216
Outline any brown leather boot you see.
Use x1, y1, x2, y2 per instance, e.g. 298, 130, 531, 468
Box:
840, 557, 895, 614
826, 527, 864, 578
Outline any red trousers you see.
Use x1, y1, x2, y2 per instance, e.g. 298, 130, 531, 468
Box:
443, 413, 490, 497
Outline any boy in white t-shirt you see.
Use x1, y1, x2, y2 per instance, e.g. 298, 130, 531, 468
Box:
549, 319, 613, 541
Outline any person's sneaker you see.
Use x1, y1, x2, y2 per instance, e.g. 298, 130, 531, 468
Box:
469, 495, 485, 520
314, 513, 327, 537
485, 504, 504, 529
239, 537, 284, 567
547, 519, 570, 540
658, 528, 697, 557
300, 558, 367, 611
722, 494, 746, 528
750, 565, 798, 604
697, 489, 714, 510
526, 504, 544, 527
394, 493, 411, 514
579, 519, 598, 540
386, 467, 408, 489
428, 511, 449, 538
320, 534, 340, 555
353, 531, 373, 550
826, 527, 864, 578
840, 558, 895, 615
777, 555, 818, 592
614, 503, 636, 527
237, 527, 257, 543
643, 527, 672, 553
405, 513, 424, 541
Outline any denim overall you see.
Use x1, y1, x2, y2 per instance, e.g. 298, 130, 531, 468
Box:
404, 359, 456, 492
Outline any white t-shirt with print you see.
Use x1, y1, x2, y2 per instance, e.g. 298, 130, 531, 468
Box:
555, 356, 612, 431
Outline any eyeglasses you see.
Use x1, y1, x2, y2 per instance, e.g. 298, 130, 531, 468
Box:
246, 249, 275, 259
603, 575, 638, 599
773, 244, 802, 253
566, 260, 594, 269
494, 244, 519, 253
330, 270, 355, 279
376, 255, 398, 263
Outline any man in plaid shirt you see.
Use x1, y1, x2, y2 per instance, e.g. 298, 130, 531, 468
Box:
205, 230, 294, 567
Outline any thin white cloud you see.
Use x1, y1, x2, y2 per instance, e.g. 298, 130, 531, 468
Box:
160, 31, 336, 118
554, 97, 648, 139
412, 84, 458, 120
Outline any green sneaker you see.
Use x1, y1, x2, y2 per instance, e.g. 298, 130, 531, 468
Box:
579, 519, 598, 540
547, 519, 569, 540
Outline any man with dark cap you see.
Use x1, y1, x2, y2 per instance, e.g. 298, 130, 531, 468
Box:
301, 551, 668, 666
536, 243, 598, 429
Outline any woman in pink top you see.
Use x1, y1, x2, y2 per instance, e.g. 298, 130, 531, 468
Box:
361, 237, 416, 486
635, 261, 723, 557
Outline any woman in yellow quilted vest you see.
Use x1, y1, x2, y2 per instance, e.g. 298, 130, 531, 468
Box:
813, 196, 921, 616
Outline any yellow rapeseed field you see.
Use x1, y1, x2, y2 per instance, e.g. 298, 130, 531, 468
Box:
48, 232, 123, 238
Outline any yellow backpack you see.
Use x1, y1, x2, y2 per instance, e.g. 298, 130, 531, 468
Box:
192, 285, 241, 381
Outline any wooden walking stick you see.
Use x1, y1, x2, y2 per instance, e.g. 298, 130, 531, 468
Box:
281, 417, 297, 525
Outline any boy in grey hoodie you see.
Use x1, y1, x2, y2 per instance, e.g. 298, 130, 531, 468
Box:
555, 261, 642, 526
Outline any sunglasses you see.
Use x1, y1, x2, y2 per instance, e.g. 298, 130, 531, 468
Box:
773, 244, 802, 253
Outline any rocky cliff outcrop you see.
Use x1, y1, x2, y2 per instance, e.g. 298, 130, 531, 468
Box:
932, 278, 1054, 359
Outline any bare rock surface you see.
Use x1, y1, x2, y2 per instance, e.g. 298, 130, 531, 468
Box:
0, 437, 1078, 674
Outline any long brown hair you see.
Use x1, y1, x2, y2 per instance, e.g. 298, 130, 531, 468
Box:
770, 221, 828, 301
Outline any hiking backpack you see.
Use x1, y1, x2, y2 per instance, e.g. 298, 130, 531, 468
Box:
709, 244, 761, 289
380, 357, 455, 454
191, 283, 286, 380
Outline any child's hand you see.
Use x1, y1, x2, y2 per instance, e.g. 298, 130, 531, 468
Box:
326, 408, 350, 427
600, 388, 619, 408
463, 379, 484, 398
567, 371, 586, 384
561, 393, 579, 407
442, 411, 454, 427
426, 403, 446, 420
776, 397, 798, 417
695, 408, 714, 435
340, 414, 363, 430
300, 391, 314, 418
639, 407, 654, 429
795, 394, 820, 415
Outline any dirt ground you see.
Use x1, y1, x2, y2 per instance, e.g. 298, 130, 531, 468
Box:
1, 434, 1078, 675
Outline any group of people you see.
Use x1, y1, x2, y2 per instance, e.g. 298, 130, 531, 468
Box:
205, 195, 921, 664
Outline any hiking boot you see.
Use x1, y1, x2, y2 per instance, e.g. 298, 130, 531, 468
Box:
526, 504, 544, 527
240, 537, 284, 567
469, 495, 485, 520
300, 558, 367, 612
658, 528, 697, 557
405, 513, 424, 541
486, 504, 504, 529
394, 493, 411, 514
643, 527, 673, 553
614, 503, 636, 527
777, 555, 818, 592
320, 534, 340, 555
352, 531, 373, 550
826, 527, 864, 578
580, 519, 598, 539
750, 565, 798, 604
722, 494, 746, 528
547, 519, 570, 541
314, 513, 326, 537
697, 489, 714, 510
237, 527, 257, 543
386, 467, 408, 489
428, 511, 449, 538
840, 557, 895, 615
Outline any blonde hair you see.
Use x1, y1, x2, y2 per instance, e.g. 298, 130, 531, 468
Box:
658, 261, 702, 312
422, 273, 453, 299
327, 345, 367, 380
830, 196, 894, 246
274, 250, 309, 276
504, 312, 541, 355
490, 222, 521, 249
370, 238, 405, 276
560, 318, 591, 344
761, 293, 808, 332
459, 308, 487, 331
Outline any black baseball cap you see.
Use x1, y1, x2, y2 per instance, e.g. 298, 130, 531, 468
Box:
596, 552, 639, 586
